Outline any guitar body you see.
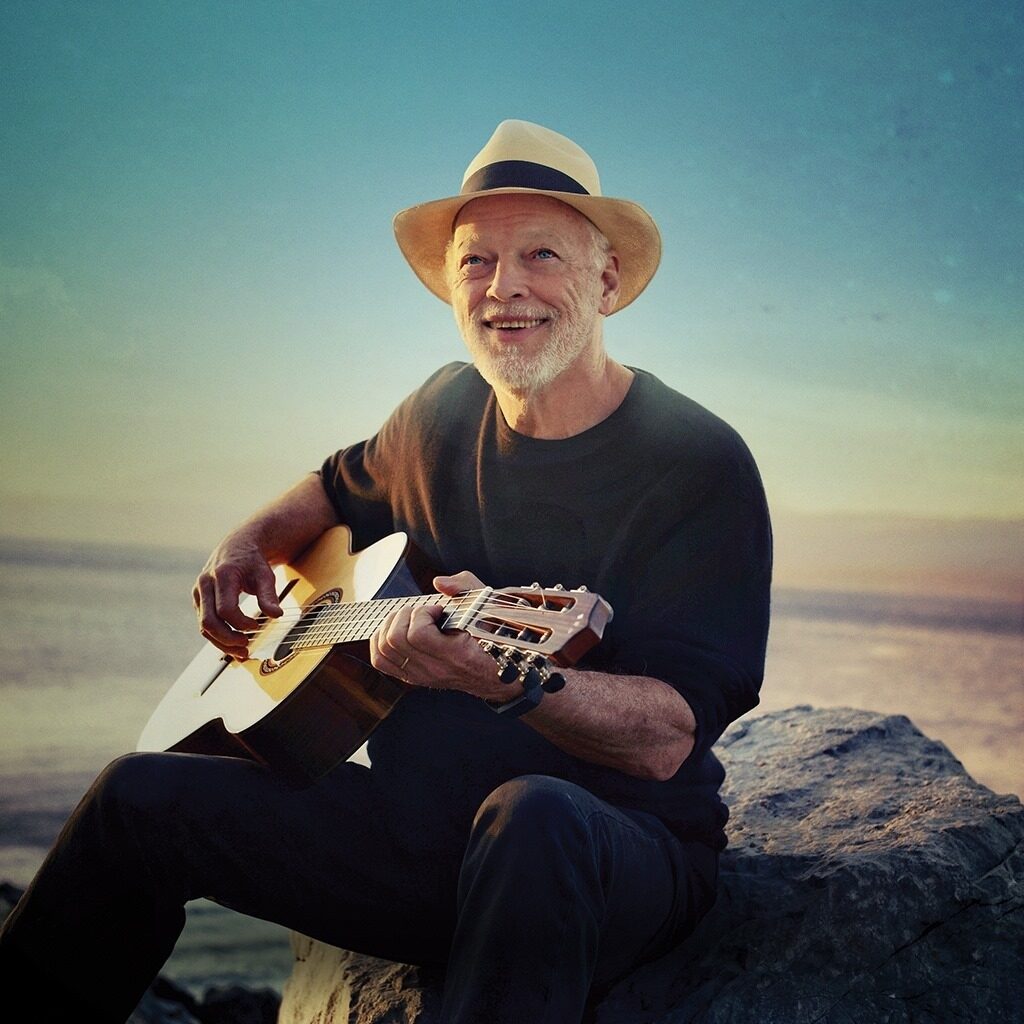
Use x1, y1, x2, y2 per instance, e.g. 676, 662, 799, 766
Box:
137, 526, 431, 785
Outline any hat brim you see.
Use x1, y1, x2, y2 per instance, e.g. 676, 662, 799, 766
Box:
392, 188, 662, 314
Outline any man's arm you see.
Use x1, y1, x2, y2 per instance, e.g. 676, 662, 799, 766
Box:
192, 473, 340, 659
512, 667, 696, 781
368, 571, 697, 782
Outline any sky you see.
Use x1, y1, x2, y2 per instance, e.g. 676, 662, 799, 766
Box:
1, 1, 1022, 599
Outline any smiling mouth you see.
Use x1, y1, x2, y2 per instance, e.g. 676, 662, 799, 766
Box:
483, 318, 549, 331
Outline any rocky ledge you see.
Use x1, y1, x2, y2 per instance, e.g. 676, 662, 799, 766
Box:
277, 706, 1024, 1023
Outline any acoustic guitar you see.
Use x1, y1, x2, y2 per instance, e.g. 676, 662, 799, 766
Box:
137, 525, 613, 785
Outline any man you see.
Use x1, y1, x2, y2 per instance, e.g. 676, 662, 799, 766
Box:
0, 120, 772, 1022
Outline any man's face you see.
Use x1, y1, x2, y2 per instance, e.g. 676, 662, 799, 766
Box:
447, 194, 617, 393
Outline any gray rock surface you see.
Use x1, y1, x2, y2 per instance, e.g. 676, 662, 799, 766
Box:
596, 705, 1024, 1022
276, 706, 1024, 1024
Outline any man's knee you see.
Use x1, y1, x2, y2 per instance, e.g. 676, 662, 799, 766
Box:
91, 752, 187, 820
471, 775, 593, 852
457, 776, 613, 933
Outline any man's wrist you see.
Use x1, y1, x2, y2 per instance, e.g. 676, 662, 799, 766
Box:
478, 645, 566, 717
485, 666, 545, 717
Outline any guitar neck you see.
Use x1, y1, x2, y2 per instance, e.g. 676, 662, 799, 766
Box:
292, 593, 462, 651
273, 577, 611, 666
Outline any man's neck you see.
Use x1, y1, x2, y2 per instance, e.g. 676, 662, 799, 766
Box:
493, 353, 635, 440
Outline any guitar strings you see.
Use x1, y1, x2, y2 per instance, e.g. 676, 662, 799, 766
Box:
233, 590, 570, 645
238, 597, 464, 639
238, 595, 553, 639
233, 590, 483, 635
233, 589, 547, 628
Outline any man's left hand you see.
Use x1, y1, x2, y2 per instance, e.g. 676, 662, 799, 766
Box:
369, 570, 509, 700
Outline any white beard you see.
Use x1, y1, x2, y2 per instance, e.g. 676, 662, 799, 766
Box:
471, 320, 587, 392
456, 294, 602, 395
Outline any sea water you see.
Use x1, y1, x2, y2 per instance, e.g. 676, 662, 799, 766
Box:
0, 537, 1021, 998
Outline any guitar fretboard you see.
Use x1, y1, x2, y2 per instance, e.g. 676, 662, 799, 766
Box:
293, 594, 462, 650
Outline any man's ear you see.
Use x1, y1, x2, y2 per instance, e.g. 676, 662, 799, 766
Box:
599, 251, 621, 316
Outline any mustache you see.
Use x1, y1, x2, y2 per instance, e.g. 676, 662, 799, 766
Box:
473, 304, 555, 323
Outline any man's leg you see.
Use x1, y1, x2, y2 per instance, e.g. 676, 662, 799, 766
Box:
440, 775, 717, 1024
0, 750, 452, 1022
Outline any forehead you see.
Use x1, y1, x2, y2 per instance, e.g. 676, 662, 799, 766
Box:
451, 193, 593, 246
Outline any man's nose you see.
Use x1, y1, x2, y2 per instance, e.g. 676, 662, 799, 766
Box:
486, 259, 530, 302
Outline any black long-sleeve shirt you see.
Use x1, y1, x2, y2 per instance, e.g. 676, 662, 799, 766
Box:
319, 362, 772, 851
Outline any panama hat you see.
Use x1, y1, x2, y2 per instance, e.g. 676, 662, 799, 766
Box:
392, 119, 662, 314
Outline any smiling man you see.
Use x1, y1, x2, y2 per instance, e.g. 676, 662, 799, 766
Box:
0, 121, 773, 1023
448, 192, 622, 418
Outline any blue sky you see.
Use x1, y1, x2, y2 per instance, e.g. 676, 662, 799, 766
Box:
1, 1, 1021, 595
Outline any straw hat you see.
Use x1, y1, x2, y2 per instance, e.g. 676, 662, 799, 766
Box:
392, 119, 662, 314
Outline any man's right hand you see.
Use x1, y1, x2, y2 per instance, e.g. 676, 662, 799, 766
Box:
188, 472, 339, 659
192, 539, 283, 660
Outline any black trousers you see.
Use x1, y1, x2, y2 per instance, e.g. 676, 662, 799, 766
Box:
0, 752, 718, 1023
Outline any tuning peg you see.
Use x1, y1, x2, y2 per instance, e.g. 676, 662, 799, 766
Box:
574, 585, 588, 592
530, 582, 541, 589
482, 642, 520, 685
497, 650, 520, 683
542, 671, 566, 693
553, 583, 565, 590
520, 665, 544, 691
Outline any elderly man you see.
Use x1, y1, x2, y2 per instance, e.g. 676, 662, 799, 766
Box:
0, 120, 772, 1023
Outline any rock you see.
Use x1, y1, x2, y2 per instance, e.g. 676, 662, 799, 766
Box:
276, 706, 1024, 1024
193, 985, 281, 1024
279, 938, 443, 1024
595, 706, 1024, 1022
128, 975, 202, 1023
127, 977, 281, 1024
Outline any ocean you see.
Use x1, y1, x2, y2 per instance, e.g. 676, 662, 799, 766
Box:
0, 537, 1021, 999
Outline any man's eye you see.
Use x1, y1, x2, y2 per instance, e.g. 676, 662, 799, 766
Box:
535, 249, 557, 260
463, 255, 484, 267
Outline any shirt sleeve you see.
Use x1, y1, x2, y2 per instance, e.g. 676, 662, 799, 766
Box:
609, 454, 773, 762
316, 362, 472, 553
317, 405, 409, 551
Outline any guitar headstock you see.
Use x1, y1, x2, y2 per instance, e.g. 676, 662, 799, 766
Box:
445, 584, 613, 666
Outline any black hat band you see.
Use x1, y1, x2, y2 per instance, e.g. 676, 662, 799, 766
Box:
461, 160, 590, 197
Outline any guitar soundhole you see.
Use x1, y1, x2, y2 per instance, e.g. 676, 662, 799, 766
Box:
260, 588, 342, 675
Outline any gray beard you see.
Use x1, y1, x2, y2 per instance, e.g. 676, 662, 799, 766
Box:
472, 330, 583, 393
461, 305, 600, 394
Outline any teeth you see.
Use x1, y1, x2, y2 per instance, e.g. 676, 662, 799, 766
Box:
489, 319, 544, 329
